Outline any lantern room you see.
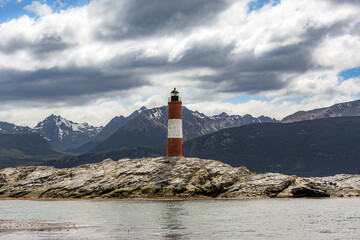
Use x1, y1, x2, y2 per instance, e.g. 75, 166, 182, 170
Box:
170, 88, 180, 102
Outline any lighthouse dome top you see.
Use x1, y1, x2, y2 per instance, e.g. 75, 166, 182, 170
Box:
170, 88, 180, 102
171, 88, 179, 95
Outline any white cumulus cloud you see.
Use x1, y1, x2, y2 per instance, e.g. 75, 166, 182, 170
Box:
24, 1, 52, 16
0, 0, 360, 126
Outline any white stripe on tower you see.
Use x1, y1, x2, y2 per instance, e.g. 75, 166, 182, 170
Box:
168, 119, 183, 138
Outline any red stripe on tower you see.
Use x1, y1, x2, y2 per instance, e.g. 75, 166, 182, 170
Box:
167, 88, 183, 157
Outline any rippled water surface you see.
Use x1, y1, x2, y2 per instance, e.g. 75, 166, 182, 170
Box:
0, 198, 360, 239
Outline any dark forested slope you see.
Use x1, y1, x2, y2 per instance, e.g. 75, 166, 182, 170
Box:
184, 117, 360, 176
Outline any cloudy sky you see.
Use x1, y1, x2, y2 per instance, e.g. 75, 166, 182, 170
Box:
1, 0, 360, 127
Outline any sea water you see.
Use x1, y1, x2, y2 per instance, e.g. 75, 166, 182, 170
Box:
0, 198, 359, 239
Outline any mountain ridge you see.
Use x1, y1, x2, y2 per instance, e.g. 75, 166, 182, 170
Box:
0, 105, 278, 154
282, 99, 360, 123
0, 122, 31, 132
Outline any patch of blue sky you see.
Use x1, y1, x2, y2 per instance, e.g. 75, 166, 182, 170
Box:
222, 95, 270, 104
0, 0, 26, 23
276, 96, 310, 104
0, 0, 91, 24
338, 66, 360, 82
248, 0, 280, 13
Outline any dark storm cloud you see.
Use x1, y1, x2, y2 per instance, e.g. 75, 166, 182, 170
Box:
108, 50, 169, 69
351, 22, 360, 36
177, 21, 353, 94
328, 0, 360, 5
174, 39, 236, 69
0, 67, 146, 103
0, 34, 72, 56
171, 37, 311, 93
94, 0, 231, 40
0, 44, 169, 105
1, 20, 353, 104
2, 0, 359, 105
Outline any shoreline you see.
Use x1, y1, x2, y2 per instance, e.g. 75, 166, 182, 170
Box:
1, 195, 359, 201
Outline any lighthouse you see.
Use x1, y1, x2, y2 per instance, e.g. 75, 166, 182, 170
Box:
167, 88, 183, 157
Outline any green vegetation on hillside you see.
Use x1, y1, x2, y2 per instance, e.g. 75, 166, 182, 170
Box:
0, 132, 66, 169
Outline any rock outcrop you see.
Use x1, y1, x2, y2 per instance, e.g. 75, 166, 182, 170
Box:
0, 157, 359, 199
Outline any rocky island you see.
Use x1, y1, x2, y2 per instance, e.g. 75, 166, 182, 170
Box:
0, 157, 359, 200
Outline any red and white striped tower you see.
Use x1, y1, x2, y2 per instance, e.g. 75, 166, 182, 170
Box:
167, 88, 183, 157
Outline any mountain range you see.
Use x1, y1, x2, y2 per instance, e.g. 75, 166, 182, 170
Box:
90, 106, 278, 153
2, 98, 360, 176
46, 99, 360, 176
48, 115, 360, 176
0, 108, 147, 153
0, 106, 278, 154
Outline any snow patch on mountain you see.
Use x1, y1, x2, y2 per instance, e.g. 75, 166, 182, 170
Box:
33, 115, 103, 151
193, 111, 205, 119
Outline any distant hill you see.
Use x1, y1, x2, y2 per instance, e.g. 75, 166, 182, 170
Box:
0, 132, 64, 169
184, 117, 360, 177
282, 99, 360, 123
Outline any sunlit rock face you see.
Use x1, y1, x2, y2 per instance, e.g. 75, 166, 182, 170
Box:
0, 157, 359, 199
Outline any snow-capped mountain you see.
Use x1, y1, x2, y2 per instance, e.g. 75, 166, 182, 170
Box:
33, 115, 103, 151
0, 122, 31, 132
